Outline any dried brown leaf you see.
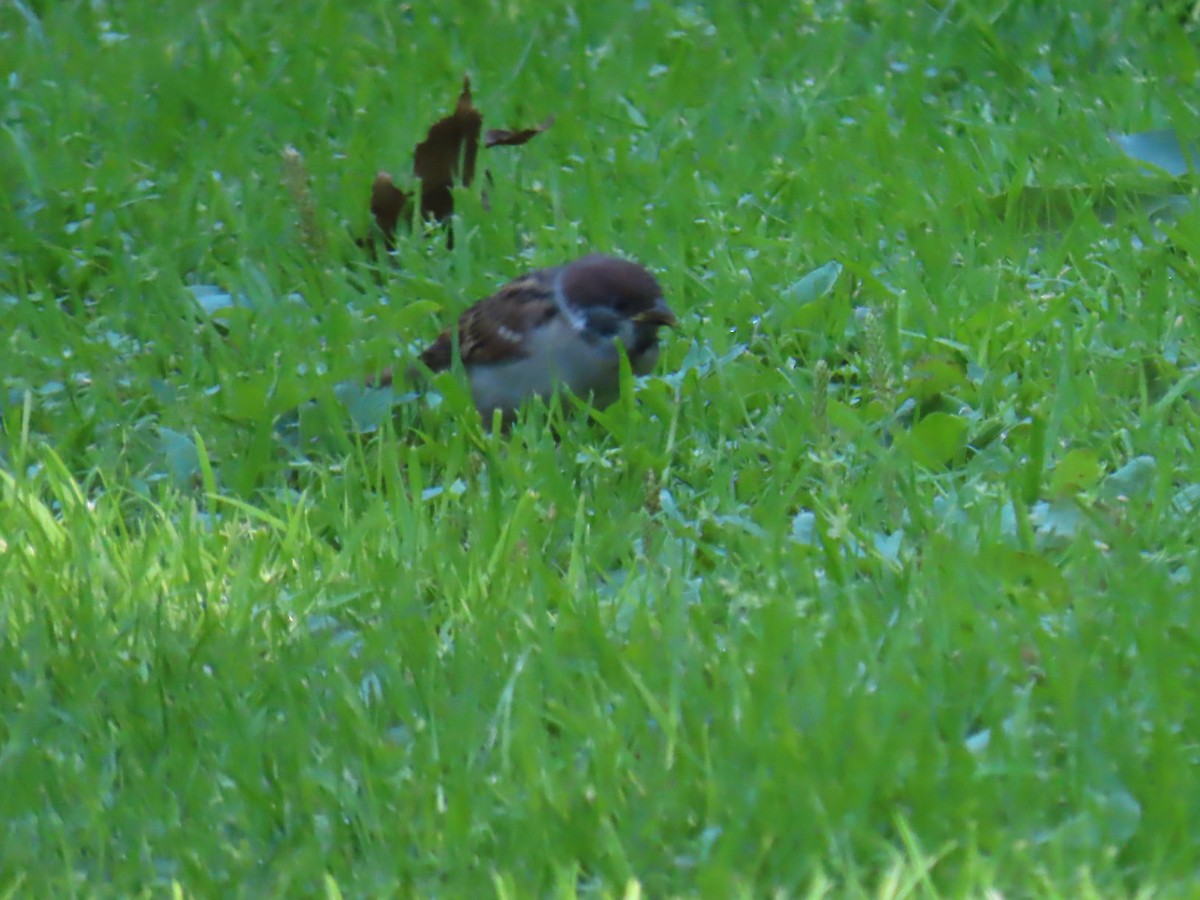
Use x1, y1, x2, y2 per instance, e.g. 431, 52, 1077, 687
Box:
369, 171, 413, 250
485, 115, 554, 148
360, 76, 550, 256
413, 75, 482, 224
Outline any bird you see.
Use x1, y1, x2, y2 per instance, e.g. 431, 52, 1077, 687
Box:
377, 254, 677, 423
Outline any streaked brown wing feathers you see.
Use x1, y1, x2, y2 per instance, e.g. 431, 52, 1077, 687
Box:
419, 273, 559, 371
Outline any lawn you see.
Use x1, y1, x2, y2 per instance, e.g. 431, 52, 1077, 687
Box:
3, 0, 1200, 895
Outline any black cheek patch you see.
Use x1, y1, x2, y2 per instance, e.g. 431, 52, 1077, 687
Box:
582, 306, 624, 338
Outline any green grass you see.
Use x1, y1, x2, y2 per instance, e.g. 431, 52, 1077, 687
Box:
3, 0, 1200, 895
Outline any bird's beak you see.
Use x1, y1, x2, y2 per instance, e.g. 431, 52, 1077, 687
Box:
633, 298, 678, 328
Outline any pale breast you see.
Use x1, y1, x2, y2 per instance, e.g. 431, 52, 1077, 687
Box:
466, 316, 631, 420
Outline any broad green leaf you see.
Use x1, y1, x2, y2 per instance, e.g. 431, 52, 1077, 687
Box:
906, 356, 969, 402
221, 378, 294, 422
784, 261, 843, 307
662, 341, 747, 388
826, 399, 871, 441
1049, 448, 1103, 496
791, 510, 817, 545
1112, 129, 1200, 177
333, 382, 396, 433
187, 284, 250, 316
158, 426, 200, 486
619, 96, 648, 129
897, 412, 968, 469
964, 728, 991, 755
990, 547, 1072, 608
1000, 500, 1085, 546
1031, 500, 1085, 543
1100, 455, 1156, 501
1172, 482, 1200, 516
873, 529, 903, 564
1090, 781, 1142, 847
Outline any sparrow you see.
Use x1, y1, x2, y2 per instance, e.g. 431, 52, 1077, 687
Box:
379, 254, 677, 423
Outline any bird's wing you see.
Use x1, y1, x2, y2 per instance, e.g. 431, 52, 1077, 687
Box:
419, 271, 561, 371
